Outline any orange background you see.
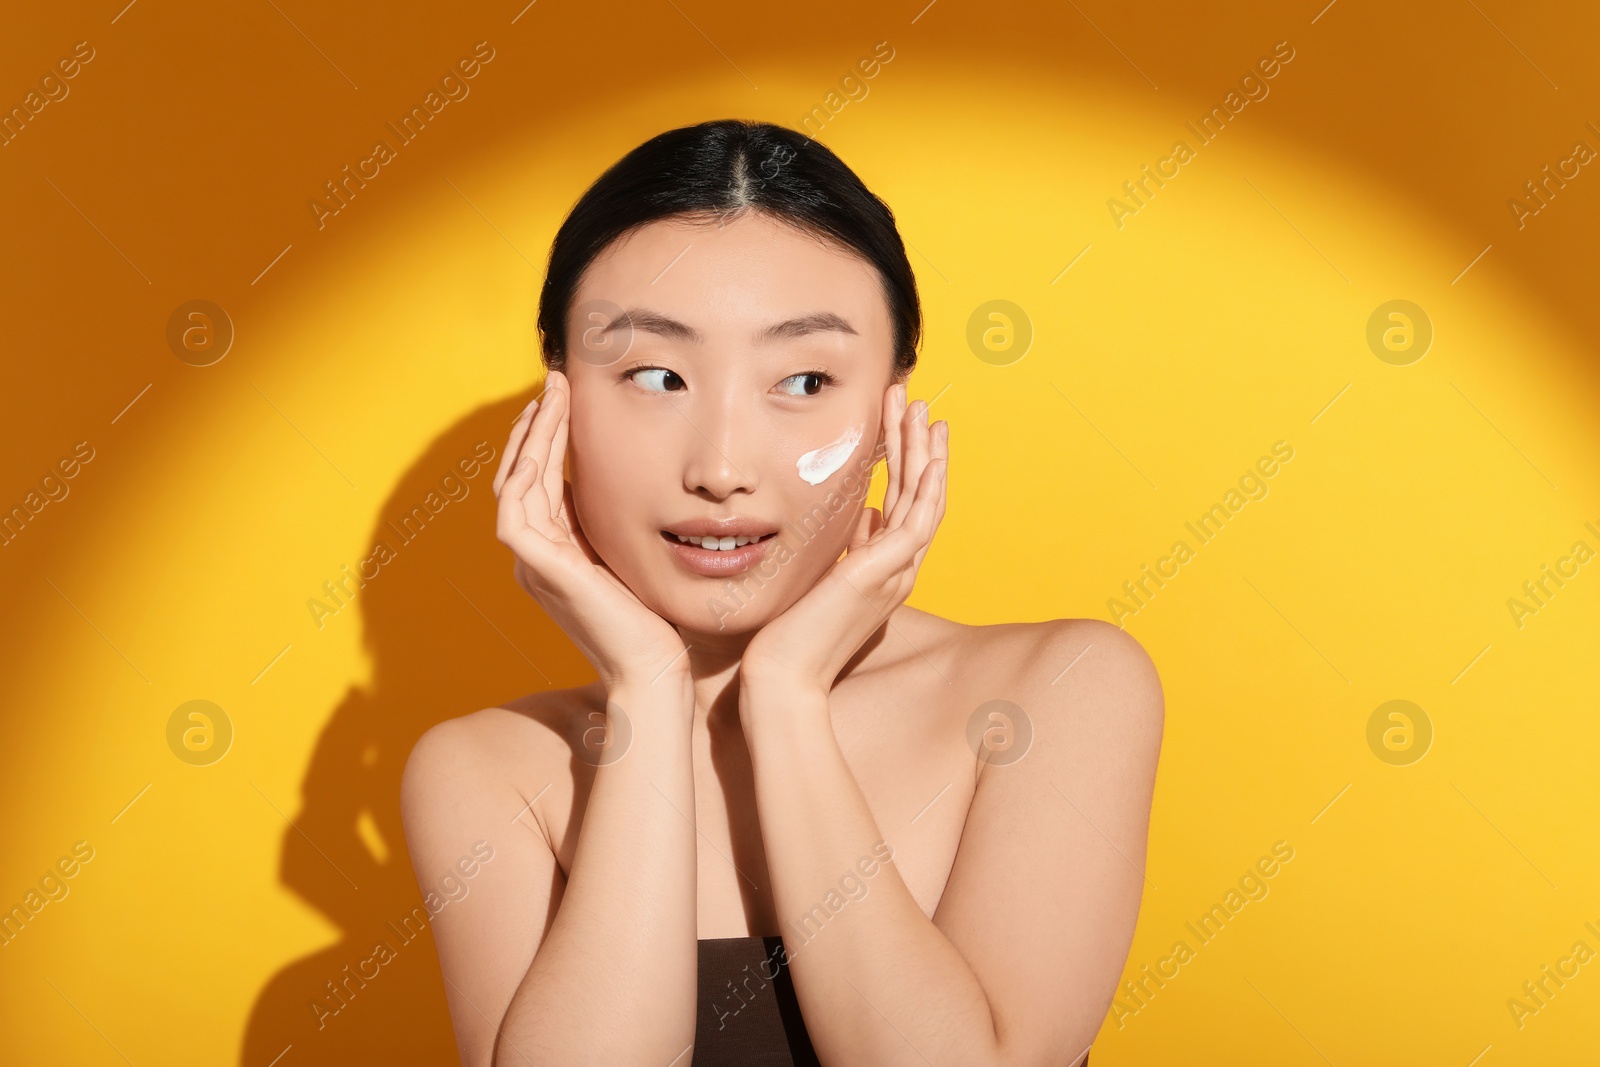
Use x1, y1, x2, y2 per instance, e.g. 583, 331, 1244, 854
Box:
2, 1, 1598, 1064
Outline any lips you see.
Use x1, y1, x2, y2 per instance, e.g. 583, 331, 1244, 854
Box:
659, 519, 781, 577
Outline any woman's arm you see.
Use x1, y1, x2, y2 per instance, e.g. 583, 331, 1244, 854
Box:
401, 675, 699, 1066
738, 619, 1163, 1066
402, 371, 706, 1062
732, 387, 1162, 1062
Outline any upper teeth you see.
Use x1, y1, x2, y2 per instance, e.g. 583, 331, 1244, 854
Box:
676, 534, 763, 550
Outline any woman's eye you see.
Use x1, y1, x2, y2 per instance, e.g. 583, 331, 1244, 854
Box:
777, 372, 831, 397
629, 367, 685, 393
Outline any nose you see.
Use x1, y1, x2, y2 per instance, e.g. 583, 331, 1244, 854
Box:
677, 395, 760, 502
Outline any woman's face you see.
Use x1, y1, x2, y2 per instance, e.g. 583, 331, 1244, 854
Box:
560, 209, 900, 636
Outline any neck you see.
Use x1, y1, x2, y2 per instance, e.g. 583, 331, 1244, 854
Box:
675, 624, 757, 725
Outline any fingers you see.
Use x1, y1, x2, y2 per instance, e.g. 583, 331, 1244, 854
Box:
871, 417, 946, 575
519, 372, 565, 501
496, 447, 563, 556
850, 506, 883, 552
903, 450, 945, 541
541, 372, 570, 523
886, 392, 932, 530
881, 382, 907, 519
493, 392, 542, 496
911, 422, 948, 572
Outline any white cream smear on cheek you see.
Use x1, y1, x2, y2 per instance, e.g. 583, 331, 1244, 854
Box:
796, 423, 863, 485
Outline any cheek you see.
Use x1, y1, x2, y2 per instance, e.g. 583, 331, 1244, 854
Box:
795, 423, 865, 486
569, 429, 655, 543
780, 464, 877, 565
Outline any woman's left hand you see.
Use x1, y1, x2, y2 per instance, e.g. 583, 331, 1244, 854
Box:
739, 382, 949, 698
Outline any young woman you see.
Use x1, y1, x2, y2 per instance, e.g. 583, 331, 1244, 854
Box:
401, 119, 1164, 1067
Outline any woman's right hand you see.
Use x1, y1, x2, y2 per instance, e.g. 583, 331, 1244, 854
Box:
494, 369, 690, 692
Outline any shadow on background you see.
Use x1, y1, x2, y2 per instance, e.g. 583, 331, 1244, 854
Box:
240, 390, 588, 1065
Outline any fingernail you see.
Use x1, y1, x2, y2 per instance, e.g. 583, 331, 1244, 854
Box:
518, 455, 533, 469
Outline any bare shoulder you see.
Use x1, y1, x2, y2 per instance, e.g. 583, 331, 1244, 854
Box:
400, 684, 601, 842
397, 687, 601, 1065
912, 609, 1160, 700
402, 686, 595, 782
877, 608, 1162, 749
947, 616, 1164, 764
926, 618, 1164, 1061
974, 615, 1156, 691
1034, 618, 1158, 725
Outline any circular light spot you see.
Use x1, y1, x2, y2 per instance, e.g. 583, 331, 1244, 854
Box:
1366, 300, 1432, 366
966, 299, 1033, 367
568, 700, 632, 766
966, 699, 1033, 766
166, 700, 234, 766
1366, 699, 1432, 766
166, 300, 234, 367
570, 297, 633, 367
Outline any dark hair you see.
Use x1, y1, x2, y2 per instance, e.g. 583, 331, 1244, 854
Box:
536, 119, 921, 380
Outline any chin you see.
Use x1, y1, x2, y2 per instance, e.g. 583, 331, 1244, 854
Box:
654, 577, 786, 637
686, 610, 768, 638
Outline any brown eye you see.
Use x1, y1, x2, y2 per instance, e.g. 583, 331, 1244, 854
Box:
629, 367, 686, 392
778, 371, 833, 397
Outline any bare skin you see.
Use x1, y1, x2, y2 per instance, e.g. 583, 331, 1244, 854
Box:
401, 210, 1163, 1067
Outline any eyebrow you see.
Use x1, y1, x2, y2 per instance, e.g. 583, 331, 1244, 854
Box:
600, 307, 858, 345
